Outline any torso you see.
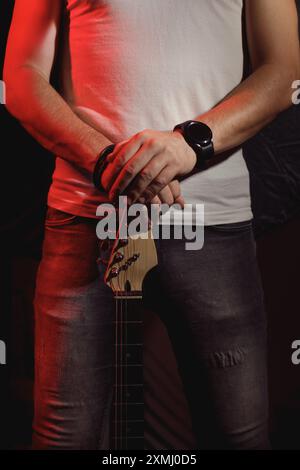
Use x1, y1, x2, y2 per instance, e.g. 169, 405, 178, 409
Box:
48, 0, 252, 225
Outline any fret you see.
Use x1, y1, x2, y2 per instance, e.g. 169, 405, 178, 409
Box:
112, 436, 144, 441
113, 384, 143, 403
113, 419, 144, 423
113, 402, 143, 406
113, 320, 143, 324
114, 364, 142, 368
114, 384, 143, 387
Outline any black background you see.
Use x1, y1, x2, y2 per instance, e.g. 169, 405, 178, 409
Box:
1, 0, 300, 450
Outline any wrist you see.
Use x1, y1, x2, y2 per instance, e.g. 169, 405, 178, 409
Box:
80, 127, 113, 175
173, 129, 197, 175
93, 144, 116, 191
173, 120, 214, 171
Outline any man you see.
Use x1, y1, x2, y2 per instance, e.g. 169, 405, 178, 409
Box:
4, 0, 299, 450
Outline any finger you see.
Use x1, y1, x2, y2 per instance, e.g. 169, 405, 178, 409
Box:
149, 195, 161, 205
155, 185, 175, 206
106, 139, 130, 163
104, 138, 144, 193
168, 180, 180, 199
136, 165, 175, 204
168, 180, 185, 208
174, 194, 185, 208
100, 161, 116, 192
109, 145, 165, 201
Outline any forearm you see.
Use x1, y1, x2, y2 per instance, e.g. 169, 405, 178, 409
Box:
4, 66, 112, 175
196, 63, 298, 155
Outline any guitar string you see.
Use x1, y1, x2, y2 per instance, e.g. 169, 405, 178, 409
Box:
125, 235, 134, 449
124, 238, 130, 450
118, 230, 122, 449
120, 297, 122, 450
115, 209, 126, 450
114, 230, 144, 449
115, 296, 118, 449
125, 229, 133, 449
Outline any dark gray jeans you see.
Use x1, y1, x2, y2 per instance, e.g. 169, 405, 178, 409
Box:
32, 207, 269, 450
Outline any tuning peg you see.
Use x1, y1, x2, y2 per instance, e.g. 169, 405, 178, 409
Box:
113, 252, 124, 263
108, 267, 119, 280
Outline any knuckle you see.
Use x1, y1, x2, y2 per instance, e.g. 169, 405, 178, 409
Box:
140, 128, 151, 139
124, 164, 135, 177
154, 175, 167, 188
143, 189, 155, 201
115, 155, 126, 169
146, 138, 158, 150
139, 169, 153, 182
133, 131, 143, 142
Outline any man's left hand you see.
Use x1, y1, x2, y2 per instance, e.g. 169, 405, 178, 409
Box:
100, 129, 196, 204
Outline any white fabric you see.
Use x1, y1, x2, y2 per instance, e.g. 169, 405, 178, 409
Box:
48, 0, 253, 225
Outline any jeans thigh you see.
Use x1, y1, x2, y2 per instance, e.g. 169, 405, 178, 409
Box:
33, 208, 115, 449
144, 220, 269, 449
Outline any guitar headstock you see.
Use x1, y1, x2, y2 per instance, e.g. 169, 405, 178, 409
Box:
104, 229, 158, 296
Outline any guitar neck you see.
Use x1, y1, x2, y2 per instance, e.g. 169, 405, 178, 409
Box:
104, 229, 158, 449
112, 294, 144, 450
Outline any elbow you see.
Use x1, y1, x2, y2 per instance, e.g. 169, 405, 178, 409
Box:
3, 67, 23, 120
3, 59, 38, 121
3, 92, 20, 120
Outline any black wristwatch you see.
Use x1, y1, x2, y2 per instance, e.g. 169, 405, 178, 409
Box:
173, 120, 214, 169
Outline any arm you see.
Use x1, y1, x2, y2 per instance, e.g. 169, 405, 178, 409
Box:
101, 0, 300, 204
4, 0, 112, 176
198, 0, 300, 154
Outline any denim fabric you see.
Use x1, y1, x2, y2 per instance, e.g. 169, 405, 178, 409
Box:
32, 208, 270, 450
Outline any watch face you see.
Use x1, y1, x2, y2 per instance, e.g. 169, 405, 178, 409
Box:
186, 121, 212, 146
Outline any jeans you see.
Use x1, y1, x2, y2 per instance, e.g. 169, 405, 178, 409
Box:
32, 207, 270, 450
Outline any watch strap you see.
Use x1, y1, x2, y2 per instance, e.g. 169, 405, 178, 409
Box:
173, 120, 214, 168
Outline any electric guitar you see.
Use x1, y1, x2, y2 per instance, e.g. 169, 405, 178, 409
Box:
101, 222, 158, 450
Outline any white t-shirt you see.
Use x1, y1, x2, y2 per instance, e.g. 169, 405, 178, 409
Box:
48, 0, 253, 225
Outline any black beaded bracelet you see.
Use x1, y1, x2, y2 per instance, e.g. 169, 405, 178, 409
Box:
92, 144, 116, 191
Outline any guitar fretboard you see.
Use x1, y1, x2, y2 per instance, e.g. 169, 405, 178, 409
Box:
111, 296, 144, 450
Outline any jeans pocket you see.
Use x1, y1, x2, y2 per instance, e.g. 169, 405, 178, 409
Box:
45, 207, 79, 227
